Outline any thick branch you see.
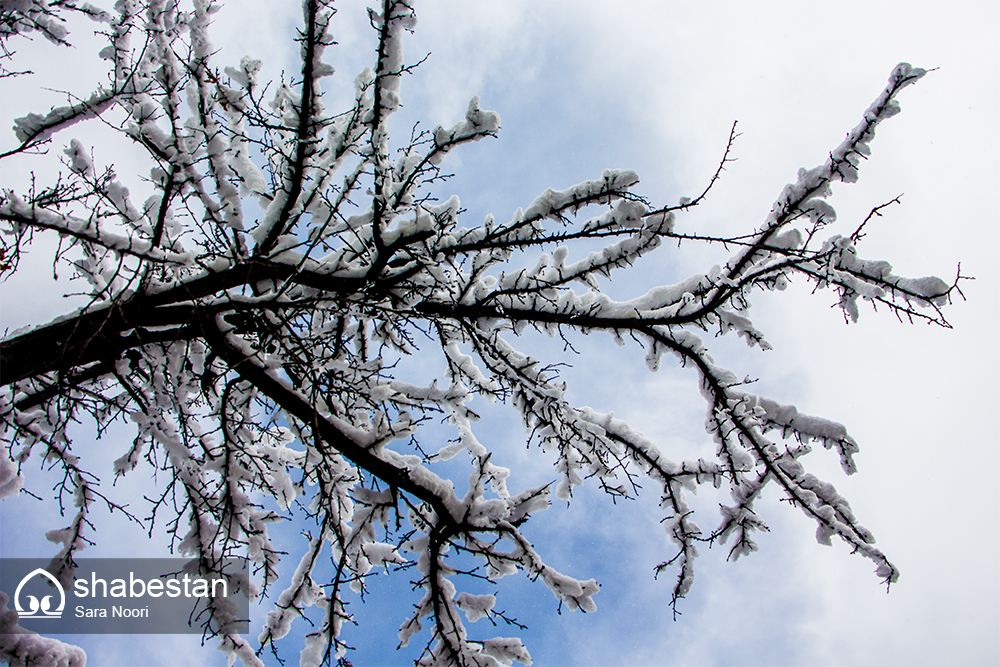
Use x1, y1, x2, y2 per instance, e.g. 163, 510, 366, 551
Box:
197, 313, 460, 530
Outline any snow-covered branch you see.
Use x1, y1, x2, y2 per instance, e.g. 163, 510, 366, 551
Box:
0, 2, 959, 665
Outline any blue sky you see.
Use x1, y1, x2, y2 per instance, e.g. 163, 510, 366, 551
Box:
1, 1, 998, 666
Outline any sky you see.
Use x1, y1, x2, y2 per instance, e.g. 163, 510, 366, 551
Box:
1, 1, 998, 666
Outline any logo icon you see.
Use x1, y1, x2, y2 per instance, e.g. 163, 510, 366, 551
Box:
14, 568, 65, 619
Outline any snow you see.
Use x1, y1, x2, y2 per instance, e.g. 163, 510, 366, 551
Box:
12, 89, 115, 146
0, 449, 23, 499
455, 592, 495, 623
0, 2, 971, 665
0, 591, 86, 667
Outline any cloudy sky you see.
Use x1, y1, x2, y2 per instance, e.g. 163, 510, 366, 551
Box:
1, 1, 997, 666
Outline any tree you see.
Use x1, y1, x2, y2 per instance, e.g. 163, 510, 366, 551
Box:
0, 1, 964, 665
0, 0, 108, 78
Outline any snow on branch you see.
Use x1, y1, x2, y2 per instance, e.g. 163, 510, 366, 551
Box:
0, 592, 86, 667
0, 1, 958, 665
